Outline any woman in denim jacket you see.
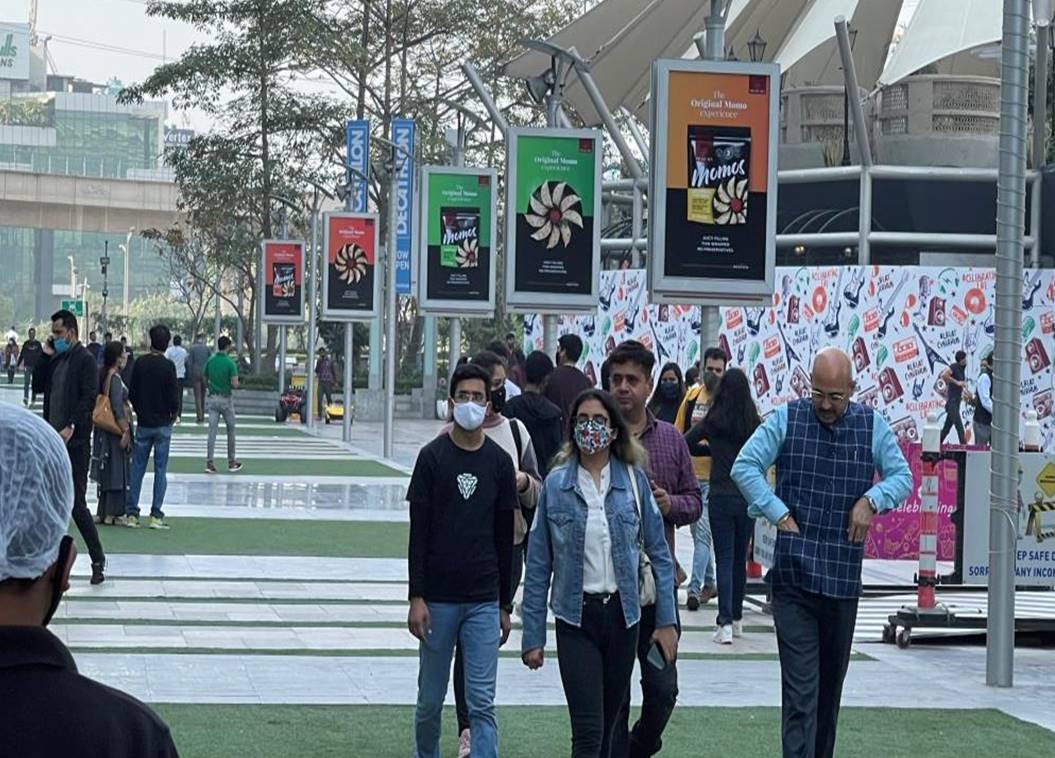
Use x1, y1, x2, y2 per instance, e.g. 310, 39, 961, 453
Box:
521, 389, 678, 758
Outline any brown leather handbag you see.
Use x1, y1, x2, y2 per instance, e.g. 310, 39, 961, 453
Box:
92, 372, 123, 436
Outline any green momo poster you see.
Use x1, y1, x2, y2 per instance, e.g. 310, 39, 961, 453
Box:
506, 128, 601, 310
419, 167, 495, 311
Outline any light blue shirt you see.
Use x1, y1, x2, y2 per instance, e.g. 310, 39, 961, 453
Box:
731, 403, 913, 525
976, 372, 993, 413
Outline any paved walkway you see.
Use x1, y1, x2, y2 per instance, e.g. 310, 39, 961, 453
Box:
3, 391, 1053, 735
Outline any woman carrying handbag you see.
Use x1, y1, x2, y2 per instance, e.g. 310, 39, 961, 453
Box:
91, 341, 133, 525
521, 388, 678, 758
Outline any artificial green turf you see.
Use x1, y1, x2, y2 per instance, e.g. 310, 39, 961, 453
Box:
151, 705, 1055, 758
151, 457, 404, 477
74, 518, 408, 557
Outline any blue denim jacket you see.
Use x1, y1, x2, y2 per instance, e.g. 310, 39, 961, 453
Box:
520, 458, 678, 653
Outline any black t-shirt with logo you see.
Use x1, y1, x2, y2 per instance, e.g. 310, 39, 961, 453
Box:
406, 434, 517, 606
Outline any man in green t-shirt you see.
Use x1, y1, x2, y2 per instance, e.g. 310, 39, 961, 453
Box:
203, 335, 242, 474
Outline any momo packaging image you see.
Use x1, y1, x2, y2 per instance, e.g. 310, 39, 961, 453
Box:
272, 263, 295, 298
513, 135, 596, 295
262, 242, 303, 320
686, 126, 751, 225
425, 171, 492, 302
440, 208, 480, 268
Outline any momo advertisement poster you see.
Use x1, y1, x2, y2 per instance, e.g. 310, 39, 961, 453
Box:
505, 127, 601, 312
649, 60, 778, 303
417, 166, 496, 315
321, 212, 380, 321
260, 240, 304, 324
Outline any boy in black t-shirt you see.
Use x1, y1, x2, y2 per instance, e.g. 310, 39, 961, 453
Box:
407, 364, 517, 758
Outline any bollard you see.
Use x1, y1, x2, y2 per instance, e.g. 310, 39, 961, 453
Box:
1023, 409, 1041, 452
918, 412, 942, 610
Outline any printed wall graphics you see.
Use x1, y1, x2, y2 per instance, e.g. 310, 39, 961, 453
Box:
417, 166, 497, 316
505, 127, 602, 312
525, 267, 1055, 452
648, 59, 779, 304
260, 240, 305, 324
321, 212, 381, 321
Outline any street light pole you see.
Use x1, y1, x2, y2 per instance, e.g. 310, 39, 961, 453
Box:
99, 240, 110, 336
841, 26, 858, 166
123, 227, 134, 311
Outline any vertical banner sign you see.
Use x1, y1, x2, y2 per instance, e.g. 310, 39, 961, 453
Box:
392, 119, 415, 294
345, 120, 370, 213
505, 127, 602, 312
321, 212, 381, 320
417, 166, 498, 315
260, 240, 305, 324
649, 59, 779, 303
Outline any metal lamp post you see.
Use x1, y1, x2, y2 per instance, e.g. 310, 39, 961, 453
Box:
99, 241, 110, 336
841, 26, 859, 166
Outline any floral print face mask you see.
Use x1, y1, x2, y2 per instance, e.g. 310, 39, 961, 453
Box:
574, 419, 613, 456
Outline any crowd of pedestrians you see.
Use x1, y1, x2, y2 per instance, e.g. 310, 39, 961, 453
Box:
407, 332, 914, 758
2, 314, 249, 587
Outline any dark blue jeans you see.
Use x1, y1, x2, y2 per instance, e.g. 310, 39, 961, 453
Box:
126, 425, 172, 518
708, 493, 754, 626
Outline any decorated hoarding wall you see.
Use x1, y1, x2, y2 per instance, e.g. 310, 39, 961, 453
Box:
526, 266, 1055, 452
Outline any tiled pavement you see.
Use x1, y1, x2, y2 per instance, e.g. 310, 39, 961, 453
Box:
3, 390, 1054, 733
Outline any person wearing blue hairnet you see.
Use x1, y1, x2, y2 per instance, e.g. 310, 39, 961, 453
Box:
0, 404, 179, 757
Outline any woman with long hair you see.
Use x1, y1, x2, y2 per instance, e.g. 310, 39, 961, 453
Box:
646, 362, 685, 424
684, 368, 762, 644
91, 341, 133, 525
521, 389, 678, 758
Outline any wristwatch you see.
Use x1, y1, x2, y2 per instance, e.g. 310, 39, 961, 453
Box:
864, 495, 878, 514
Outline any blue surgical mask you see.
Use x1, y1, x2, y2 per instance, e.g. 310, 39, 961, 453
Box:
53, 338, 70, 354
659, 381, 680, 400
452, 400, 486, 431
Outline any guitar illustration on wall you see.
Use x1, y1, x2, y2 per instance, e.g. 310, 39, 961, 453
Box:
877, 271, 911, 339
824, 269, 845, 338
745, 307, 765, 336
777, 320, 802, 364
1023, 271, 1042, 311
912, 322, 949, 372
844, 267, 866, 309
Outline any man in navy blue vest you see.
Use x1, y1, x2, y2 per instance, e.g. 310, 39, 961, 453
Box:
732, 348, 911, 758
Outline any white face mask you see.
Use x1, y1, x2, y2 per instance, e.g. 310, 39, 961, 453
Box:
452, 400, 486, 431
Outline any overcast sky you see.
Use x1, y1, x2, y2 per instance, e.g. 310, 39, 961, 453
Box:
17, 0, 924, 133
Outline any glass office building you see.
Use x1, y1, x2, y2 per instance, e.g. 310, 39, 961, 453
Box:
0, 54, 173, 326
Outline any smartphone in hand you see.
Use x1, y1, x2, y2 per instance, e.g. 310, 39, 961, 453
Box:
647, 641, 667, 671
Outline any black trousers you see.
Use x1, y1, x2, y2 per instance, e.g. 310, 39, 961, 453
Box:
69, 442, 105, 566
941, 397, 965, 444
556, 594, 639, 758
455, 541, 526, 733
611, 603, 679, 758
772, 584, 858, 758
176, 378, 186, 419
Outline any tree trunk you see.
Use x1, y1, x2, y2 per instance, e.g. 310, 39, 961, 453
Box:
356, 0, 370, 119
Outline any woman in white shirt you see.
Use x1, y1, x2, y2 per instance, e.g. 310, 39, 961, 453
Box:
521, 389, 678, 758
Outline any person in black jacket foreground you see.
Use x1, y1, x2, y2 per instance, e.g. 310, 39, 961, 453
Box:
0, 404, 179, 758
503, 350, 564, 476
32, 309, 106, 585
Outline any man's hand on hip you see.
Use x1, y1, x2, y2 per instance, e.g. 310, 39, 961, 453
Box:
848, 498, 875, 543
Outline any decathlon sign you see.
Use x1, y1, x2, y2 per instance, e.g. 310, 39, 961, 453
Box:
0, 23, 30, 81
345, 120, 370, 213
392, 118, 415, 295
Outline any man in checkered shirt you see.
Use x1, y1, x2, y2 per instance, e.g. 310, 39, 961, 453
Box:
732, 348, 911, 758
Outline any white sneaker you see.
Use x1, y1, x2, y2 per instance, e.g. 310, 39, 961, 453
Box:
458, 728, 471, 758
732, 620, 744, 638
713, 624, 733, 645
